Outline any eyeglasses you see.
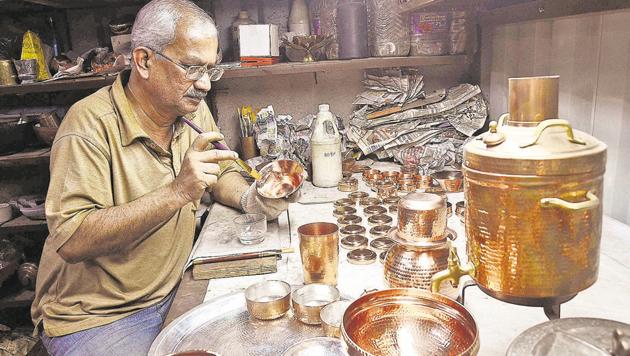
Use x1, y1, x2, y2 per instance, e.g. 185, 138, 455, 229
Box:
151, 49, 224, 82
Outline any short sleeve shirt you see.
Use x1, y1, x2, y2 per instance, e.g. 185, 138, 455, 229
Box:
31, 70, 239, 337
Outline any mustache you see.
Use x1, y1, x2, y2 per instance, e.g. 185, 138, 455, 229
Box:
184, 88, 208, 99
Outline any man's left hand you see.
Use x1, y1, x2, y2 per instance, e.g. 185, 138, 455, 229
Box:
241, 183, 301, 220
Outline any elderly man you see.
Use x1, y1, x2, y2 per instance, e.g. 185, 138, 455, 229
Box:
31, 1, 295, 355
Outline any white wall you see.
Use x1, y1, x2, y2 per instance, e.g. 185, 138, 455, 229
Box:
481, 9, 630, 224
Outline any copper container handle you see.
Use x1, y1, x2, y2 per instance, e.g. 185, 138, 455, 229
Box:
520, 119, 587, 148
540, 190, 600, 211
431, 243, 475, 293
445, 227, 458, 241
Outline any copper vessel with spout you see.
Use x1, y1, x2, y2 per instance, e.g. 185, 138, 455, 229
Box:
432, 76, 607, 315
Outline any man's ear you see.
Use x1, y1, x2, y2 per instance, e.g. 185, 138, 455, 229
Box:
131, 47, 151, 79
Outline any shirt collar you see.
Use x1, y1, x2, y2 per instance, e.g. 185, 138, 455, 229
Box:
111, 70, 198, 146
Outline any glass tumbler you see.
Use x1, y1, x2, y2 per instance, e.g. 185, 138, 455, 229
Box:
233, 213, 267, 245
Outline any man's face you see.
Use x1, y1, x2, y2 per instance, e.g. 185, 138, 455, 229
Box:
147, 19, 218, 117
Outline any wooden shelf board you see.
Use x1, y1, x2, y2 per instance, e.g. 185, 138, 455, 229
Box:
0, 148, 51, 168
221, 55, 467, 78
0, 215, 48, 235
0, 75, 116, 96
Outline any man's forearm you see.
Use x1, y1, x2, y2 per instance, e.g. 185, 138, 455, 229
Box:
58, 182, 189, 263
212, 171, 250, 210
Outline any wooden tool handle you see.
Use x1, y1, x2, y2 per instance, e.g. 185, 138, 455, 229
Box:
367, 106, 402, 120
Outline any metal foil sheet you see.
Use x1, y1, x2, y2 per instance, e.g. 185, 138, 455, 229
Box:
149, 292, 324, 356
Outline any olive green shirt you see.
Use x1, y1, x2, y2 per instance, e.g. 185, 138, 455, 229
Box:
32, 71, 239, 337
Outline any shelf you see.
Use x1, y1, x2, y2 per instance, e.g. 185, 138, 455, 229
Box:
0, 75, 116, 96
0, 56, 465, 96
0, 148, 51, 168
19, 0, 145, 9
221, 55, 467, 79
0, 215, 48, 235
399, 0, 443, 13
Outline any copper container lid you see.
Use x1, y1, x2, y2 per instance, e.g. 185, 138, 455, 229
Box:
340, 224, 366, 236
340, 235, 368, 250
368, 214, 393, 227
382, 196, 400, 206
363, 205, 387, 216
399, 192, 445, 211
370, 237, 395, 252
334, 198, 355, 208
337, 214, 362, 227
369, 225, 391, 238
348, 191, 369, 200
338, 177, 358, 192
465, 76, 606, 176
359, 197, 382, 207
333, 206, 356, 218
379, 250, 388, 264
347, 248, 377, 265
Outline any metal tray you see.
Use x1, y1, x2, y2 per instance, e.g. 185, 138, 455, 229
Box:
149, 291, 324, 356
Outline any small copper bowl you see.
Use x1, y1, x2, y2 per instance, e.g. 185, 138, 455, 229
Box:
370, 237, 395, 252
382, 196, 400, 206
256, 160, 307, 199
362, 168, 380, 181
372, 179, 395, 192
359, 197, 382, 207
292, 283, 340, 325
338, 177, 358, 192
347, 248, 377, 265
245, 280, 291, 320
340, 234, 368, 250
363, 205, 387, 216
367, 214, 393, 227
348, 191, 369, 203
340, 224, 366, 236
338, 214, 362, 227
377, 184, 397, 199
366, 174, 384, 188
333, 206, 357, 218
431, 170, 464, 192
382, 171, 400, 181
369, 225, 392, 238
334, 198, 356, 208
320, 300, 352, 338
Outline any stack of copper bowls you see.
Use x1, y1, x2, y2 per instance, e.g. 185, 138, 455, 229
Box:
383, 192, 457, 297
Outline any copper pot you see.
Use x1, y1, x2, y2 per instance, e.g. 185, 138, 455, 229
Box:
341, 289, 479, 356
432, 76, 607, 309
292, 283, 340, 325
245, 280, 291, 320
396, 192, 447, 243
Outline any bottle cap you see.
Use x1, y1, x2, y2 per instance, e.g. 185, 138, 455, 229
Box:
318, 104, 330, 112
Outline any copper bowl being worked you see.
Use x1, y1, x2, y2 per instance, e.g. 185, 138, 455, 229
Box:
292, 283, 340, 325
341, 289, 479, 356
431, 170, 464, 192
257, 160, 307, 199
245, 280, 292, 320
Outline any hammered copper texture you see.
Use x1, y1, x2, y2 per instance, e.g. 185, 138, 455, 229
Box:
383, 243, 449, 290
342, 289, 479, 356
298, 223, 339, 285
464, 168, 603, 302
397, 205, 447, 243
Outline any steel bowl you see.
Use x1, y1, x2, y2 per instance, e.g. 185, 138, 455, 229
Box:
292, 284, 340, 325
320, 300, 353, 338
341, 289, 479, 356
256, 160, 307, 199
245, 280, 292, 320
431, 170, 464, 192
348, 191, 369, 203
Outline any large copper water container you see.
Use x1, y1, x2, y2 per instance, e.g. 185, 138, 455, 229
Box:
433, 76, 607, 307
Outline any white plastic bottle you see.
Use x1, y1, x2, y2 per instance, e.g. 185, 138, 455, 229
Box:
311, 104, 342, 187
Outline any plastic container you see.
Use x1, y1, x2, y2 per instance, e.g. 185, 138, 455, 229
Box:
367, 0, 410, 57
311, 104, 342, 188
409, 12, 451, 56
289, 0, 311, 35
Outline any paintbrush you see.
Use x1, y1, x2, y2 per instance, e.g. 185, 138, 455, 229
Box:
180, 117, 262, 180
192, 247, 295, 265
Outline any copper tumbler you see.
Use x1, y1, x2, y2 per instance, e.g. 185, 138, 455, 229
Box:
298, 222, 339, 285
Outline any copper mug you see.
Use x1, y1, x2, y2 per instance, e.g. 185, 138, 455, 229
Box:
396, 192, 449, 243
298, 222, 339, 285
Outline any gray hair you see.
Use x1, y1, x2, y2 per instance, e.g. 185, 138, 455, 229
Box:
131, 0, 217, 51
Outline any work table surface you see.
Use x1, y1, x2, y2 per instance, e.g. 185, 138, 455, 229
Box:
163, 167, 630, 355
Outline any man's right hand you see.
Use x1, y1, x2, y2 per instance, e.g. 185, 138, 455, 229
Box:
171, 132, 238, 203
